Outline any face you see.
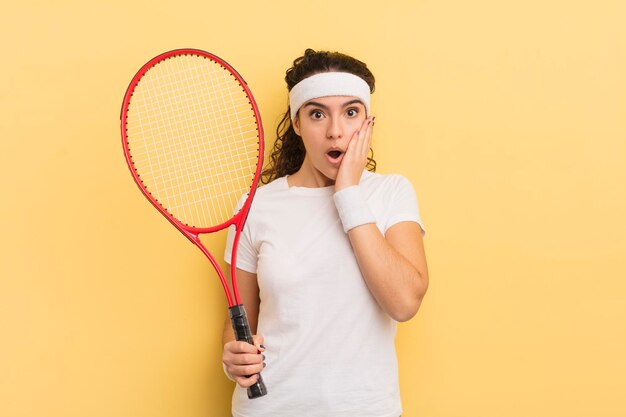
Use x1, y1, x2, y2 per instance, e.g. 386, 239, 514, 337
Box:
293, 96, 367, 185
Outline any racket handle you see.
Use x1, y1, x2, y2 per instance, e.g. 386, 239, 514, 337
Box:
228, 304, 268, 399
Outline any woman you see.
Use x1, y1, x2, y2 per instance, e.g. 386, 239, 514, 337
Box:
222, 48, 428, 417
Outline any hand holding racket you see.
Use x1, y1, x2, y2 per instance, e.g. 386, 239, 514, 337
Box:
120, 49, 267, 399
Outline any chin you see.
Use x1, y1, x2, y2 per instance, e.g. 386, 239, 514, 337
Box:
321, 169, 338, 182
312, 168, 336, 186
309, 159, 338, 185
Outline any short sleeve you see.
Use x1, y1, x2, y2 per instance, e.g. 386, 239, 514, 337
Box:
385, 175, 426, 236
223, 197, 258, 273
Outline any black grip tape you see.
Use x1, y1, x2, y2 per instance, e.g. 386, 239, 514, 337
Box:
229, 304, 268, 399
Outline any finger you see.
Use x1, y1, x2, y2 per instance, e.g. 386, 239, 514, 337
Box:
343, 128, 359, 159
354, 117, 369, 142
355, 116, 374, 158
227, 352, 264, 366
360, 114, 371, 131
364, 115, 374, 136
227, 340, 262, 354
252, 334, 265, 352
362, 115, 375, 157
232, 362, 266, 377
235, 373, 260, 388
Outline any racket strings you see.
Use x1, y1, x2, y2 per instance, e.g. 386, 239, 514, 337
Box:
125, 54, 260, 228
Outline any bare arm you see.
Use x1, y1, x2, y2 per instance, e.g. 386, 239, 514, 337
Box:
347, 221, 429, 322
334, 116, 429, 322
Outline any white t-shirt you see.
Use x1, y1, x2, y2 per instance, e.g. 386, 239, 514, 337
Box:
224, 170, 425, 417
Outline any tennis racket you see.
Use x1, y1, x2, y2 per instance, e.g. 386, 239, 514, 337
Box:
120, 49, 267, 399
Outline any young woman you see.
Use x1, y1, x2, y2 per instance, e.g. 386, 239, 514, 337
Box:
222, 49, 428, 417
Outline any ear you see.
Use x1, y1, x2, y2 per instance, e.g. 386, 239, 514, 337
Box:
292, 115, 301, 136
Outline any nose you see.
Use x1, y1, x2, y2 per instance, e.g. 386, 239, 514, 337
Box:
326, 116, 343, 139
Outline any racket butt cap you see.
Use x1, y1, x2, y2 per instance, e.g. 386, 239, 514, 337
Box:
247, 376, 268, 399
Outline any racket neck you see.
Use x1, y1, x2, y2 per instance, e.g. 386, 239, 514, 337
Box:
230, 222, 245, 305
191, 232, 234, 307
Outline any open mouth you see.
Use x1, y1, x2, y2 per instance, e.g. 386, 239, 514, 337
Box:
327, 150, 342, 159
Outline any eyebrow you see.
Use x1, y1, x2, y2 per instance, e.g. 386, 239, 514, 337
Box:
302, 99, 364, 110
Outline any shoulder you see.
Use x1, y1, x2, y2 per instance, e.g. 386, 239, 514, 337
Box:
250, 176, 289, 201
244, 176, 292, 219
361, 171, 425, 235
360, 170, 415, 194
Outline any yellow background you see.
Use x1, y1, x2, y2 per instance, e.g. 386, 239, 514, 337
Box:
1, 0, 625, 416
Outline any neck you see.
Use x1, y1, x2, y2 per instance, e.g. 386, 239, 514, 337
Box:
287, 158, 334, 188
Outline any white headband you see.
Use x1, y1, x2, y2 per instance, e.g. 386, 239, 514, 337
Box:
288, 72, 371, 121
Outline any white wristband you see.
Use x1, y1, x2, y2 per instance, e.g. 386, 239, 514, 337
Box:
333, 185, 376, 233
223, 362, 235, 382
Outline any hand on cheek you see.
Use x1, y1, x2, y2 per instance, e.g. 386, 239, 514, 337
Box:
334, 115, 375, 191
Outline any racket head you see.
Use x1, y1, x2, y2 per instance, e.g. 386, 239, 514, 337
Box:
120, 49, 264, 234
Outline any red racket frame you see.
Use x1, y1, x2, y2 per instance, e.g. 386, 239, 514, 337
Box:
120, 49, 264, 308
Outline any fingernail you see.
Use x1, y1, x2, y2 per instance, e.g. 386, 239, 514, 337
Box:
262, 354, 266, 360
263, 363, 266, 368
260, 344, 266, 349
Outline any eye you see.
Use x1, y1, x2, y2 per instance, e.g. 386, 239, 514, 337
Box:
310, 110, 324, 120
346, 108, 359, 117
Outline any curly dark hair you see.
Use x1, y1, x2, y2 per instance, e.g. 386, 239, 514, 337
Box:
261, 49, 377, 184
